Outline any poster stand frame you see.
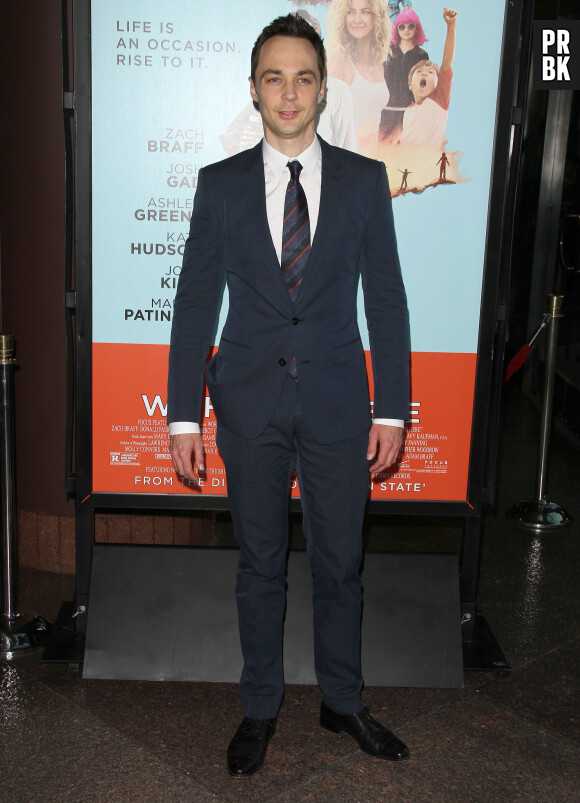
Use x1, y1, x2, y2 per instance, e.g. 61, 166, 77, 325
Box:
49, 0, 530, 676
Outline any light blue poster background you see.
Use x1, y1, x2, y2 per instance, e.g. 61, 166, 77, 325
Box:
91, 0, 506, 353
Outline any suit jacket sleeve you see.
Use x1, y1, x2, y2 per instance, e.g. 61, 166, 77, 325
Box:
167, 167, 225, 424
360, 163, 410, 421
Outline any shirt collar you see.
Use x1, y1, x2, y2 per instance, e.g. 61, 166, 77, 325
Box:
262, 135, 321, 179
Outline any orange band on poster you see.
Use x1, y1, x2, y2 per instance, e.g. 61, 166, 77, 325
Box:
365, 351, 476, 500
92, 343, 476, 501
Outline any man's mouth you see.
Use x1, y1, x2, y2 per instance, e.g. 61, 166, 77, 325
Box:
279, 110, 299, 119
420, 78, 427, 88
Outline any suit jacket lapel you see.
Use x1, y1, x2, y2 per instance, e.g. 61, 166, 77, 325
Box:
293, 137, 341, 308
240, 138, 342, 313
241, 143, 294, 312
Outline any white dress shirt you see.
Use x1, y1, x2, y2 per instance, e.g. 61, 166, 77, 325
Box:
169, 136, 403, 435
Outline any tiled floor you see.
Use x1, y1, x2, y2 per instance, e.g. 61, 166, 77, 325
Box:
2, 385, 579, 802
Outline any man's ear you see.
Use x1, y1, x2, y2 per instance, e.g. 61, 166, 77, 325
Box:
318, 77, 327, 103
249, 76, 259, 105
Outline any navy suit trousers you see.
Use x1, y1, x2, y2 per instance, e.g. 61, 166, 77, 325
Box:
216, 375, 370, 719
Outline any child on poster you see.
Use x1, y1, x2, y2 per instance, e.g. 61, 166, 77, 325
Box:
398, 7, 457, 150
379, 8, 429, 141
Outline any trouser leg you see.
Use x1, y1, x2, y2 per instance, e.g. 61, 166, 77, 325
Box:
294, 400, 370, 715
216, 379, 297, 719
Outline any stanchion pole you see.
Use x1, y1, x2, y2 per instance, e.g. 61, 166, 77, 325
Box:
0, 334, 49, 651
507, 295, 573, 531
0, 334, 22, 648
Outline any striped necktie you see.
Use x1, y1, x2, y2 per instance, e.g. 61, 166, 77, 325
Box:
281, 160, 310, 302
281, 160, 310, 378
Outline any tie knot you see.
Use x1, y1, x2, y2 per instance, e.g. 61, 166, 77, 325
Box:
287, 160, 303, 182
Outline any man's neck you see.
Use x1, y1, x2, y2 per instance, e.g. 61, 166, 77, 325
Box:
263, 130, 316, 159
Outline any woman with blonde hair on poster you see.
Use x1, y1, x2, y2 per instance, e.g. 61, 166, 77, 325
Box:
326, 0, 391, 150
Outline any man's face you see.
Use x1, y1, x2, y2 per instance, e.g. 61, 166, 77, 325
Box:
409, 63, 438, 103
249, 35, 325, 155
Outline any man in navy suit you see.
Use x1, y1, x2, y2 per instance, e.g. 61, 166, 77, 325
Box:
168, 13, 410, 778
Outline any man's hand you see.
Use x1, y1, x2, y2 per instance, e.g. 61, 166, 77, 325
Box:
170, 432, 205, 482
367, 423, 404, 478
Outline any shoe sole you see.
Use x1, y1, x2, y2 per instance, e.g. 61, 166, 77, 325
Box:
227, 764, 263, 779
320, 716, 410, 761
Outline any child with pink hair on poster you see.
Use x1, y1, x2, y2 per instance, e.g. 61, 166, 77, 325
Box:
379, 8, 429, 141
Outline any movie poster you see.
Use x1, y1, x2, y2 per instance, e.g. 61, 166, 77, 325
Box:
91, 0, 506, 500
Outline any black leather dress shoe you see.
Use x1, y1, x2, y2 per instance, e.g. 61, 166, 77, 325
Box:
320, 702, 409, 761
226, 716, 277, 777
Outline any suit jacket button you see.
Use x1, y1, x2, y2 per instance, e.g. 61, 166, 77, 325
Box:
278, 358, 286, 366
291, 317, 299, 325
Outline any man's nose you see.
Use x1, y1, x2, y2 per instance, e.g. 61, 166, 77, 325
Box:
282, 81, 298, 100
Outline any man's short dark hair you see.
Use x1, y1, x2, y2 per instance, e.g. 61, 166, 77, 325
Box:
251, 13, 326, 83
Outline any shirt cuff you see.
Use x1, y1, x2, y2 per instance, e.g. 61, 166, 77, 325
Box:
168, 419, 403, 433
168, 421, 201, 435
373, 418, 404, 428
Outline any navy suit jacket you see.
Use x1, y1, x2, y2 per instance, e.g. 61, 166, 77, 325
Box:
168, 137, 410, 445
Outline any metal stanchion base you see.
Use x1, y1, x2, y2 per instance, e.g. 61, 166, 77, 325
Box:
462, 610, 510, 676
507, 499, 573, 531
0, 616, 51, 653
41, 602, 85, 664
